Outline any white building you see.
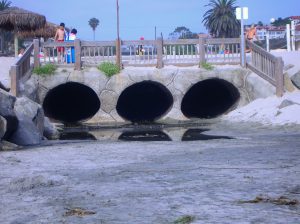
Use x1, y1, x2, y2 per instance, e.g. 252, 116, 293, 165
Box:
256, 26, 286, 40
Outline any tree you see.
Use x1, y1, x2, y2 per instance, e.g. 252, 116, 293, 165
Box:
202, 0, 240, 38
271, 17, 290, 27
0, 0, 11, 10
88, 17, 99, 40
257, 21, 264, 27
169, 26, 198, 39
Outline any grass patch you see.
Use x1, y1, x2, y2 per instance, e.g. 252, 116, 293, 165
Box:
174, 215, 195, 224
33, 64, 57, 76
97, 62, 120, 77
200, 62, 214, 71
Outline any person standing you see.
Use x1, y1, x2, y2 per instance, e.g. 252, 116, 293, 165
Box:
54, 22, 66, 63
246, 24, 258, 41
67, 28, 77, 63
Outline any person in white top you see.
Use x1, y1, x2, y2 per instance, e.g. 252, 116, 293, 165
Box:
69, 29, 77, 40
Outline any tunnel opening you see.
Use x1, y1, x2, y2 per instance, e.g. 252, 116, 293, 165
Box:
116, 81, 173, 123
181, 78, 240, 119
43, 82, 100, 123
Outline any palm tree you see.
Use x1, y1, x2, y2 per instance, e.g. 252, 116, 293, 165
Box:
88, 17, 99, 40
203, 0, 240, 38
0, 0, 11, 10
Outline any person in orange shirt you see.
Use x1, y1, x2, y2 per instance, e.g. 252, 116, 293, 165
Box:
246, 24, 258, 41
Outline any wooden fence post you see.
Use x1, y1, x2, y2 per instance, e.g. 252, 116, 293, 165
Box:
199, 38, 206, 66
275, 57, 284, 97
156, 38, 163, 68
10, 65, 18, 97
74, 39, 81, 70
116, 38, 122, 68
33, 39, 40, 68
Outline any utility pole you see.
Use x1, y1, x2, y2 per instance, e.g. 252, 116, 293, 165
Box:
236, 7, 248, 67
155, 26, 157, 40
116, 0, 121, 68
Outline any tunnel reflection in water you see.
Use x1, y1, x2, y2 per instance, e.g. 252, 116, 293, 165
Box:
182, 129, 233, 141
118, 130, 172, 141
181, 78, 240, 119
43, 82, 100, 123
116, 81, 173, 123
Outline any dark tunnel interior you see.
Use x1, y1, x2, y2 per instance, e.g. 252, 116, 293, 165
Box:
116, 81, 173, 123
43, 82, 100, 123
181, 78, 240, 119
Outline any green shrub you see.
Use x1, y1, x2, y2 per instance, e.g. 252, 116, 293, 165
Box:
200, 62, 214, 71
33, 64, 57, 76
97, 62, 120, 77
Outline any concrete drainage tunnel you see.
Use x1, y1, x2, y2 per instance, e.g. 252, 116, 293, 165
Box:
42, 79, 240, 124
43, 82, 100, 123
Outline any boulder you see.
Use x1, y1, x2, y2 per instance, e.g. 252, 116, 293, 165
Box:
0, 140, 20, 151
0, 115, 7, 139
9, 97, 45, 146
19, 75, 39, 101
44, 117, 59, 140
9, 114, 43, 146
0, 89, 18, 139
0, 81, 10, 92
291, 71, 300, 90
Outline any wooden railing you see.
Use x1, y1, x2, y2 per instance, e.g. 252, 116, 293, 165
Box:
10, 39, 40, 96
246, 40, 284, 96
38, 38, 242, 69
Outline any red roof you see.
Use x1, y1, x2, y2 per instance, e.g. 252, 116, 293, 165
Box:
290, 16, 300, 20
256, 26, 286, 31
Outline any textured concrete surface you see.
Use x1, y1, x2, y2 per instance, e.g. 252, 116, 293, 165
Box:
26, 66, 276, 124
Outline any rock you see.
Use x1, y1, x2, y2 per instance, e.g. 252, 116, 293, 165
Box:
14, 96, 45, 135
278, 100, 297, 109
9, 114, 43, 146
284, 73, 295, 92
9, 97, 45, 146
0, 88, 16, 116
19, 75, 39, 101
0, 89, 18, 139
44, 117, 59, 140
0, 81, 10, 92
0, 140, 20, 151
291, 71, 300, 90
0, 115, 7, 139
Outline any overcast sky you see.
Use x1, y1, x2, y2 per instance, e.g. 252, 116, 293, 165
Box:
12, 0, 300, 40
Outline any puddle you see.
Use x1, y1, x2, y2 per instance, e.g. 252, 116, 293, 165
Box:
182, 129, 233, 141
58, 124, 233, 142
119, 130, 171, 141
59, 131, 97, 141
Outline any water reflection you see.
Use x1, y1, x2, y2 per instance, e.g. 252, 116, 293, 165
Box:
182, 129, 233, 141
118, 130, 171, 141
58, 126, 233, 142
59, 131, 97, 140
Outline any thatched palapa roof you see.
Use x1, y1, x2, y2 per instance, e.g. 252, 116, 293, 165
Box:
0, 7, 46, 31
17, 22, 57, 39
